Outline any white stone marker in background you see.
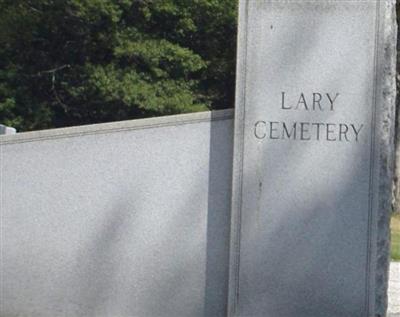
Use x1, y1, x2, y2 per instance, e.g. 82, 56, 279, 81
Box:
0, 124, 16, 135
229, 1, 397, 317
388, 262, 400, 316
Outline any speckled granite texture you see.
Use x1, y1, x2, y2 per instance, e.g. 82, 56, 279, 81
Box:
376, 1, 397, 316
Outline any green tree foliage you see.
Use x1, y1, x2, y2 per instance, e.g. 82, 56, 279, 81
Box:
0, 0, 237, 131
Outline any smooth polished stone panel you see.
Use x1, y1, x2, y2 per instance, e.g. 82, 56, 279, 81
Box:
0, 110, 233, 317
229, 1, 396, 317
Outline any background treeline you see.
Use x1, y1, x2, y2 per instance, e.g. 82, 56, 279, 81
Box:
2, 1, 400, 216
0, 0, 237, 131
1, 1, 400, 137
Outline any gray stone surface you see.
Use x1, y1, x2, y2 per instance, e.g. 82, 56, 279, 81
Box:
229, 1, 396, 317
375, 2, 397, 316
0, 124, 16, 135
0, 110, 233, 317
388, 262, 400, 315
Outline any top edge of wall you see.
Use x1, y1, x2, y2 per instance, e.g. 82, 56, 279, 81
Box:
0, 109, 234, 145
